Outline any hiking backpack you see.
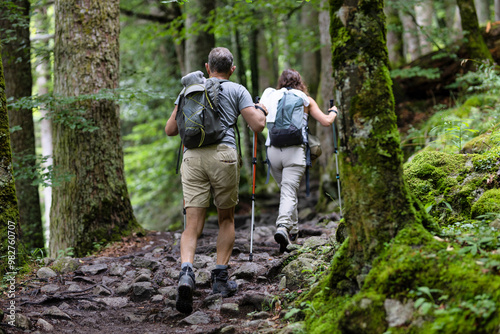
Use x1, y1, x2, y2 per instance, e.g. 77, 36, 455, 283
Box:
267, 90, 307, 147
176, 78, 227, 149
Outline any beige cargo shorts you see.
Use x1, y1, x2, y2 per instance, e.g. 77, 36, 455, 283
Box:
180, 144, 240, 209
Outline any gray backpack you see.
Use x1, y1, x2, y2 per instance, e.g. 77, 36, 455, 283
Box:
267, 90, 306, 147
176, 77, 227, 149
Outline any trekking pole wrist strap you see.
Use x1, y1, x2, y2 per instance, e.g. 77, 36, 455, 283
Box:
329, 108, 337, 114
255, 105, 267, 116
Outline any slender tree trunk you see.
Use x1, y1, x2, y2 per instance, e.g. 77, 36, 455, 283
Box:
0, 49, 22, 273
445, 0, 463, 41
51, 0, 139, 257
184, 0, 215, 75
318, 0, 335, 167
0, 0, 44, 251
399, 9, 420, 61
415, 0, 434, 55
496, 0, 500, 21
385, 2, 404, 68
474, 0, 491, 25
34, 1, 53, 247
456, 0, 494, 62
301, 4, 321, 99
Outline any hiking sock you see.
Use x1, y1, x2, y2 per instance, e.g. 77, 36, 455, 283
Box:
176, 266, 195, 314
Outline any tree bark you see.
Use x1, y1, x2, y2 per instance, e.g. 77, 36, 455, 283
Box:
331, 0, 415, 268
0, 48, 22, 273
184, 0, 215, 75
384, 2, 404, 68
496, 0, 500, 21
0, 0, 44, 251
415, 0, 434, 55
51, 0, 139, 257
474, 0, 491, 25
34, 1, 53, 247
445, 0, 463, 41
456, 0, 494, 62
399, 8, 420, 61
301, 4, 321, 99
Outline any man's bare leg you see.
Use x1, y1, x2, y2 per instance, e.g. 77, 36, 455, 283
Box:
216, 206, 235, 265
180, 207, 207, 264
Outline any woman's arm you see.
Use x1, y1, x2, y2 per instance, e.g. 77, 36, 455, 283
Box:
306, 97, 337, 127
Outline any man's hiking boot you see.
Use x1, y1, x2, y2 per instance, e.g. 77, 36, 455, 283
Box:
176, 267, 195, 314
211, 268, 237, 297
289, 232, 298, 243
274, 225, 290, 253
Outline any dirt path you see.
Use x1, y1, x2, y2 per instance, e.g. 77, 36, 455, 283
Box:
1, 189, 338, 334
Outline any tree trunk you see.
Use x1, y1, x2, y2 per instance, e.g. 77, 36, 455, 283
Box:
385, 2, 404, 68
456, 0, 494, 62
0, 49, 22, 273
0, 0, 44, 251
415, 0, 434, 55
51, 0, 139, 257
34, 1, 53, 247
301, 4, 321, 99
474, 0, 491, 25
445, 0, 463, 41
399, 9, 421, 61
496, 0, 500, 21
184, 0, 215, 75
331, 0, 415, 270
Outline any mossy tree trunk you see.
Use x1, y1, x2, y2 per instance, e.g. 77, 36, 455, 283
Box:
0, 0, 44, 251
456, 0, 494, 62
301, 1, 500, 333
331, 0, 416, 273
0, 48, 22, 273
51, 0, 139, 257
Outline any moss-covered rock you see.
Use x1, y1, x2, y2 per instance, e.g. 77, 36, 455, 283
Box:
462, 127, 500, 154
304, 223, 500, 333
470, 189, 500, 218
404, 150, 499, 225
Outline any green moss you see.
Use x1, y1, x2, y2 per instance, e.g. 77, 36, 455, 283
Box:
471, 189, 500, 218
304, 223, 500, 333
404, 150, 498, 224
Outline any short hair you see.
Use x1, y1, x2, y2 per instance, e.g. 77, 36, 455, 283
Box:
208, 47, 234, 74
277, 69, 308, 94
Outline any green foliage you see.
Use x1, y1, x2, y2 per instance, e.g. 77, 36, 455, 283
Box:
390, 66, 440, 80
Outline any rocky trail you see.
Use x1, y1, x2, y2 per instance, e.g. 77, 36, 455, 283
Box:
1, 188, 341, 334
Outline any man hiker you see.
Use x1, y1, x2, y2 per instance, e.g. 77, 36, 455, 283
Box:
165, 47, 267, 314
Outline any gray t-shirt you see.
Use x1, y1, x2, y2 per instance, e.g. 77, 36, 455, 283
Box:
176, 80, 254, 148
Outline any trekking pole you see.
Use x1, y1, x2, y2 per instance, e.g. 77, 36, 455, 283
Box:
249, 97, 259, 262
330, 100, 343, 218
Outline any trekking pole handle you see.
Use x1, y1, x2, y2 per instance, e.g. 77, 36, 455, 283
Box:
330, 99, 334, 108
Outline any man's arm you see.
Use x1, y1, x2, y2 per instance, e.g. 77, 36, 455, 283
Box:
241, 103, 266, 133
165, 105, 179, 136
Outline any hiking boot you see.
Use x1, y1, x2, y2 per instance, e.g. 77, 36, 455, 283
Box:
211, 268, 237, 297
274, 225, 290, 253
176, 267, 195, 314
289, 232, 298, 243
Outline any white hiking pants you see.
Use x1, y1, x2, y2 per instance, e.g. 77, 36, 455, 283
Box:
267, 145, 306, 235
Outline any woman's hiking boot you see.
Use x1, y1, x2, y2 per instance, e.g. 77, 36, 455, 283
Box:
274, 225, 290, 253
211, 268, 237, 297
176, 266, 195, 314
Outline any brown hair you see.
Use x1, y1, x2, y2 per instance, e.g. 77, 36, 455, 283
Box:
276, 69, 308, 95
